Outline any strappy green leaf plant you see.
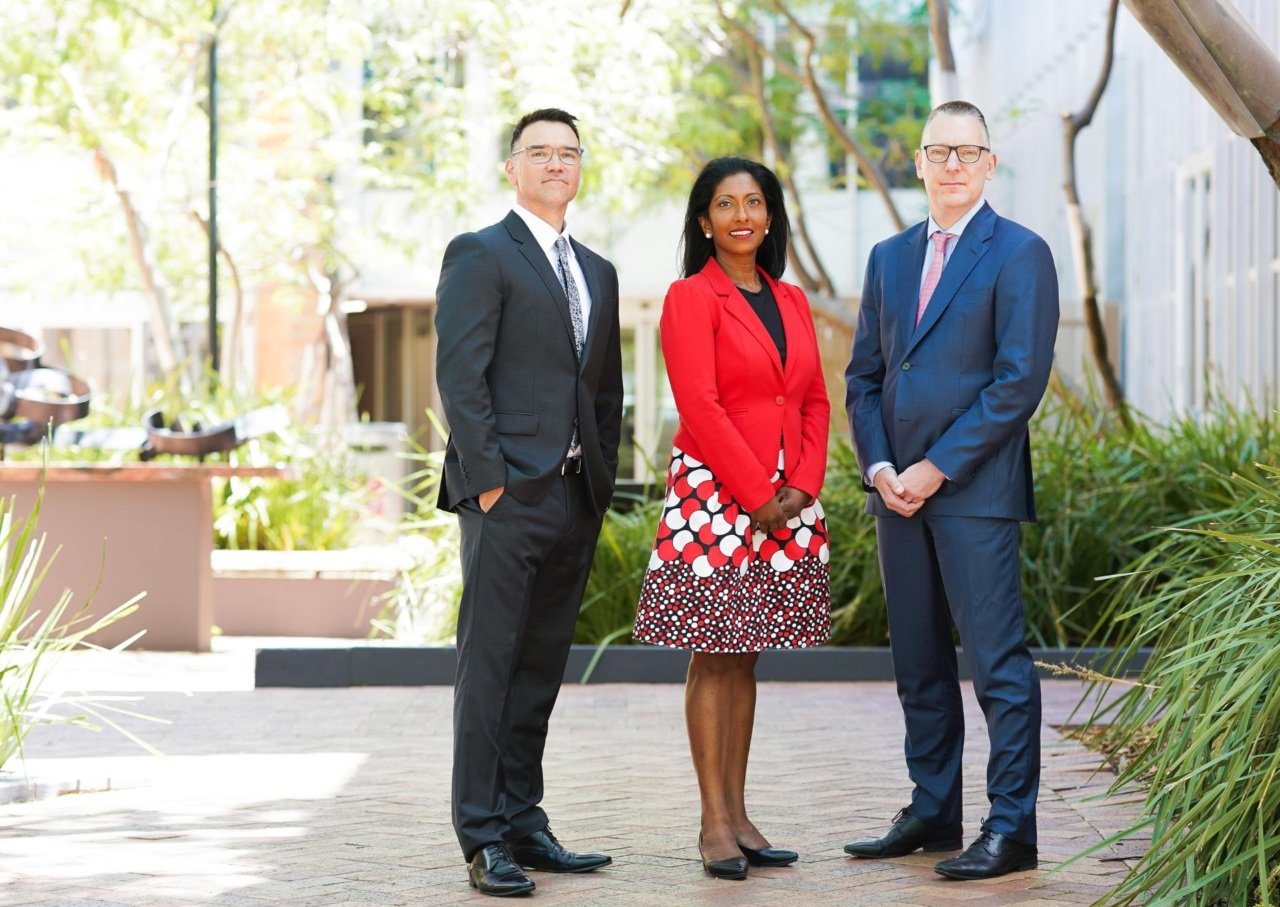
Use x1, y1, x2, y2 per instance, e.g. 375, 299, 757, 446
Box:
1075, 465, 1280, 906
0, 491, 147, 773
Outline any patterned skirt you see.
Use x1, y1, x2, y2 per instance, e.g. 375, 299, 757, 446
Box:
632, 447, 831, 653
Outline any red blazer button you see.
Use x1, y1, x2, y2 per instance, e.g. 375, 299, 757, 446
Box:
775, 395, 784, 405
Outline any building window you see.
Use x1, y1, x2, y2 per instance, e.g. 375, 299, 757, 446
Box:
1176, 164, 1212, 411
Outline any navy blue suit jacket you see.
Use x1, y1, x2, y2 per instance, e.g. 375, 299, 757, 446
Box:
845, 202, 1060, 522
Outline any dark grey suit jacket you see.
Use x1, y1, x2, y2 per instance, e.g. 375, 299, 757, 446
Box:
845, 202, 1060, 522
435, 210, 623, 516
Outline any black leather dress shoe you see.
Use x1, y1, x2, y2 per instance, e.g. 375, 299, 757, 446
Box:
844, 808, 964, 858
468, 843, 535, 897
934, 825, 1038, 880
699, 835, 748, 880
508, 826, 612, 873
739, 843, 799, 867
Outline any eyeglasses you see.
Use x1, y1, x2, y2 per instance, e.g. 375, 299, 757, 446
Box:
511, 144, 585, 166
922, 144, 989, 164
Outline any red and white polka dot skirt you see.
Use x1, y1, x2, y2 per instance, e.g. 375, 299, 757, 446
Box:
632, 447, 831, 653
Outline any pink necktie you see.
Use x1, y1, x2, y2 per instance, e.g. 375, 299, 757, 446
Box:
915, 231, 954, 326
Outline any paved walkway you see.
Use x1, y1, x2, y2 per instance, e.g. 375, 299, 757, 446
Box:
0, 644, 1144, 906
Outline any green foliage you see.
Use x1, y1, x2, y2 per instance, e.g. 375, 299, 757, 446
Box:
211, 430, 366, 551
0, 489, 147, 773
370, 435, 461, 643
705, 0, 931, 191
575, 495, 667, 646
1073, 467, 1280, 906
318, 377, 1280, 654
823, 439, 890, 644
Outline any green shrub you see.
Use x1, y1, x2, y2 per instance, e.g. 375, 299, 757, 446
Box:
211, 430, 366, 551
370, 440, 462, 643
575, 494, 665, 646
1074, 466, 1280, 906
381, 379, 1280, 652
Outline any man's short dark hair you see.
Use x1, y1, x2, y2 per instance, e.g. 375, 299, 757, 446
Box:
923, 100, 990, 145
510, 108, 581, 152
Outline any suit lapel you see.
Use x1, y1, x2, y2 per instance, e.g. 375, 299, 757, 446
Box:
896, 223, 930, 354
572, 238, 607, 374
906, 202, 995, 353
502, 211, 579, 354
703, 259, 784, 379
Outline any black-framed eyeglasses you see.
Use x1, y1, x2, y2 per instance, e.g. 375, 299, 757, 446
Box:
922, 144, 989, 164
511, 144, 585, 166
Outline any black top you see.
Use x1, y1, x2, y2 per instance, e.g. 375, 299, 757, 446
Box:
739, 282, 787, 366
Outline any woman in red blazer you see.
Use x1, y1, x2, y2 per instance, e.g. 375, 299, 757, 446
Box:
633, 158, 831, 880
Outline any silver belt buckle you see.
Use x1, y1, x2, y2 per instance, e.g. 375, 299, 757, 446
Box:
561, 457, 583, 475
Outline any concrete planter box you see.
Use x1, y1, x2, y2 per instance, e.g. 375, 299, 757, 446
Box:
0, 464, 283, 651
212, 550, 396, 638
255, 644, 1152, 688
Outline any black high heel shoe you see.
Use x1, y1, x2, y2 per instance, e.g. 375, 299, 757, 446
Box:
738, 843, 799, 867
698, 835, 748, 880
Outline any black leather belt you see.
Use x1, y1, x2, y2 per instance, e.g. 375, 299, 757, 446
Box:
560, 457, 583, 475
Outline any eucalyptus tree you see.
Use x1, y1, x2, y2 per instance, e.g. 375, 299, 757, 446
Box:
0, 0, 703, 410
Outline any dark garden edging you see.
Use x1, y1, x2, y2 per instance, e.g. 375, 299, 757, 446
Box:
254, 645, 1150, 688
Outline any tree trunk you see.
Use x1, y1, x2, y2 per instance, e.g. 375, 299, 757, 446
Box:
1252, 134, 1280, 186
92, 147, 189, 382
1123, 0, 1280, 188
926, 0, 960, 102
717, 2, 907, 231
744, 45, 838, 299
64, 65, 189, 384
1063, 0, 1131, 430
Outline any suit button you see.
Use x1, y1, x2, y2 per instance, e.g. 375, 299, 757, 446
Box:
775, 396, 784, 405
902, 361, 912, 370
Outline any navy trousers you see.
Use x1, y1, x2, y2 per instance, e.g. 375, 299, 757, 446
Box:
876, 511, 1040, 845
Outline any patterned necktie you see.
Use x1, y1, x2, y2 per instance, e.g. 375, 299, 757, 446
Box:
554, 236, 585, 453
915, 230, 955, 327
554, 236, 585, 360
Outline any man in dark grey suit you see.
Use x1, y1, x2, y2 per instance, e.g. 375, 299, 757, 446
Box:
843, 101, 1060, 881
435, 108, 623, 897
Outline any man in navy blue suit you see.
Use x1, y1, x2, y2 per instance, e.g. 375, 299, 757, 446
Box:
843, 100, 1060, 880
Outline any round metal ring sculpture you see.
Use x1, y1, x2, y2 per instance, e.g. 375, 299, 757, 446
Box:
0, 327, 43, 373
141, 407, 240, 460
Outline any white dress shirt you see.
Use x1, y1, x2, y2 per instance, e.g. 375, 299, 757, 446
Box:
512, 204, 593, 329
512, 204, 592, 458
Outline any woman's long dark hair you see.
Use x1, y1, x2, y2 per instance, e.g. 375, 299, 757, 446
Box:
679, 157, 790, 280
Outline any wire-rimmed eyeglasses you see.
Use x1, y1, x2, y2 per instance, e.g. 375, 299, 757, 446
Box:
511, 144, 585, 166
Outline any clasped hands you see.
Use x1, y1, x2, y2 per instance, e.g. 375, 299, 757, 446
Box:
873, 459, 945, 518
749, 485, 810, 534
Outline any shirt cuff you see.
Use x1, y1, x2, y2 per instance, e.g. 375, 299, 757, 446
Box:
867, 461, 894, 484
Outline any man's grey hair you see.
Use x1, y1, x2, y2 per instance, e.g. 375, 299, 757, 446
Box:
923, 100, 990, 146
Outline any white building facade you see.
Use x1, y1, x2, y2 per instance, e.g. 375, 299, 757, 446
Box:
953, 0, 1280, 420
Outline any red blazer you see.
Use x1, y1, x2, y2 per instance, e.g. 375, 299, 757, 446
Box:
660, 258, 830, 512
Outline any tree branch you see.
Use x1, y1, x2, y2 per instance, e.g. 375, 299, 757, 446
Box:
715, 3, 904, 230
63, 64, 189, 382
1062, 0, 1130, 430
763, 0, 906, 230
745, 44, 837, 297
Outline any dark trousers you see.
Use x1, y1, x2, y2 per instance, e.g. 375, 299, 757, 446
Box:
451, 472, 602, 862
876, 512, 1041, 845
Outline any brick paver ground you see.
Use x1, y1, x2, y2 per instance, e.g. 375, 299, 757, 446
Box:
0, 645, 1143, 906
